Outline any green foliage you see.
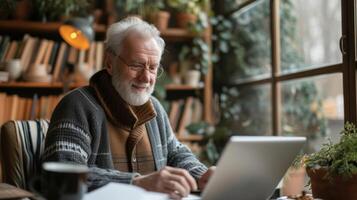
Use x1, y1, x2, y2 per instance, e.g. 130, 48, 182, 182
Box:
305, 122, 357, 178
167, 0, 203, 15
282, 81, 327, 139
179, 12, 209, 74
114, 0, 145, 15
153, 71, 172, 111
33, 0, 92, 21
214, 0, 326, 138
200, 125, 232, 164
0, 0, 17, 18
210, 15, 237, 63
186, 121, 210, 135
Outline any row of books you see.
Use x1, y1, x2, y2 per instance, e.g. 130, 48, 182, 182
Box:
168, 97, 203, 137
0, 35, 105, 82
0, 93, 63, 125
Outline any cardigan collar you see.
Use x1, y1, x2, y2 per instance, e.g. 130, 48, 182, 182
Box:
89, 70, 156, 131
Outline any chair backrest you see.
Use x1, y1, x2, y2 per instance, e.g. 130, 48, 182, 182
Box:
0, 119, 49, 189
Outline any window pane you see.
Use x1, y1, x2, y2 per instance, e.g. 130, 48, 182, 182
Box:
280, 0, 342, 74
280, 74, 344, 152
220, 84, 271, 135
217, 0, 271, 83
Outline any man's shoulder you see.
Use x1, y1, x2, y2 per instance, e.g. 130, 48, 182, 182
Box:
64, 86, 94, 99
60, 86, 99, 109
150, 96, 165, 112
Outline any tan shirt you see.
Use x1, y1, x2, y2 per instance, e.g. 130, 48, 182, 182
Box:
108, 122, 155, 174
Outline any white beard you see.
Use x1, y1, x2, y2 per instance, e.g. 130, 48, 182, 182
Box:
111, 66, 154, 106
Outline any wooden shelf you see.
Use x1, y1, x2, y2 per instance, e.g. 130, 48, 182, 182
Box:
0, 20, 195, 42
165, 84, 204, 91
0, 20, 106, 35
0, 82, 86, 89
177, 134, 204, 142
160, 28, 197, 42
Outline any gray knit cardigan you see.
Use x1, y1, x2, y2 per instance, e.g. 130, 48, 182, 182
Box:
42, 86, 208, 191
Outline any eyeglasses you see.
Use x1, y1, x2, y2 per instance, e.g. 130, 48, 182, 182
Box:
116, 54, 164, 78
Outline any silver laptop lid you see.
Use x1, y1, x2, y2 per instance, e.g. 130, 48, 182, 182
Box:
202, 136, 306, 200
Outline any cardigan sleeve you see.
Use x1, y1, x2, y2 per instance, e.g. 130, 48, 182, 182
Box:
41, 88, 140, 191
151, 97, 208, 180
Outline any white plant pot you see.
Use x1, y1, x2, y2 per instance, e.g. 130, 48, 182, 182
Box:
23, 63, 51, 82
184, 70, 201, 87
5, 59, 23, 81
281, 167, 306, 196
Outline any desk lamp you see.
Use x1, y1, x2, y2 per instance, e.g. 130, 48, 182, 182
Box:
59, 17, 94, 50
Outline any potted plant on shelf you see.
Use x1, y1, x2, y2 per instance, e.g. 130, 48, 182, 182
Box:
177, 11, 209, 86
304, 122, 357, 200
281, 155, 306, 197
144, 0, 170, 31
33, 0, 91, 21
114, 0, 145, 19
179, 37, 209, 86
167, 0, 203, 28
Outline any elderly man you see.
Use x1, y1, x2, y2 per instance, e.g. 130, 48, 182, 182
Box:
42, 17, 214, 199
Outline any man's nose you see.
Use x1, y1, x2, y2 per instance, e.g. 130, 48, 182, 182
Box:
137, 68, 151, 83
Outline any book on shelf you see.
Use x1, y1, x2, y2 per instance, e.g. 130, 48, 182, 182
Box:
52, 42, 68, 82
168, 97, 204, 138
177, 97, 194, 137
168, 99, 184, 131
4, 40, 18, 61
0, 36, 10, 62
0, 93, 6, 124
0, 34, 106, 84
0, 93, 64, 125
48, 42, 60, 74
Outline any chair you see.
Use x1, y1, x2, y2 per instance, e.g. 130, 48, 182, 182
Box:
0, 119, 49, 189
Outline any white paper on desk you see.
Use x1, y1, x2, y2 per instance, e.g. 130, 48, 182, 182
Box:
83, 182, 169, 200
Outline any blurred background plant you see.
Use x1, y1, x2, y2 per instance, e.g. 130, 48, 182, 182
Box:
167, 0, 202, 16
178, 10, 209, 74
33, 0, 92, 21
0, 0, 18, 19
114, 0, 145, 17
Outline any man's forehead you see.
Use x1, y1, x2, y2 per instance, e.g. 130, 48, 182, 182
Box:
122, 35, 161, 56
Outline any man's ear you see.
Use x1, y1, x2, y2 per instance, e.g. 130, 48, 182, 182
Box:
105, 52, 113, 75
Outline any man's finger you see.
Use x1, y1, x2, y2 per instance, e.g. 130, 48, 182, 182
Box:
169, 174, 190, 194
166, 167, 197, 191
163, 180, 188, 197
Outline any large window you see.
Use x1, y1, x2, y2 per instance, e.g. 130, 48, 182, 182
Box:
217, 0, 356, 151
280, 0, 342, 74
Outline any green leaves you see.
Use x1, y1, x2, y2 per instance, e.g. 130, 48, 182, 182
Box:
305, 122, 357, 178
167, 0, 203, 15
34, 0, 91, 21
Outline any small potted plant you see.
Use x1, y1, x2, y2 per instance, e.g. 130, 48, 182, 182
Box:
144, 0, 170, 31
179, 37, 209, 86
167, 0, 202, 28
281, 155, 306, 197
304, 122, 357, 200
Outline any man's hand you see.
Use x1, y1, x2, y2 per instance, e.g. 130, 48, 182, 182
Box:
132, 166, 197, 199
198, 166, 216, 190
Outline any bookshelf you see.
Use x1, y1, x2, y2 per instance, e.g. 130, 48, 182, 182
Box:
0, 19, 213, 142
0, 20, 197, 42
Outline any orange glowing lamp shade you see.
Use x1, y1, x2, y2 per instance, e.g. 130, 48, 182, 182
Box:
59, 18, 94, 50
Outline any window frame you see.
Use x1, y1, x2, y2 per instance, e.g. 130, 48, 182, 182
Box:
228, 0, 356, 135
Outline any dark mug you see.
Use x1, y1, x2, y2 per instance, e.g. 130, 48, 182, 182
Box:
31, 162, 89, 200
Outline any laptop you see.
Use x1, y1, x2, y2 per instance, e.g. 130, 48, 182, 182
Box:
186, 136, 306, 200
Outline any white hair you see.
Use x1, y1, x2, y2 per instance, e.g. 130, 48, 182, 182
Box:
104, 17, 165, 56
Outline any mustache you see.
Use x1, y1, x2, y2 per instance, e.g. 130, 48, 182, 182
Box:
132, 82, 151, 88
